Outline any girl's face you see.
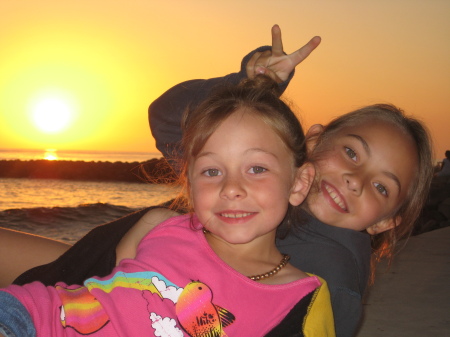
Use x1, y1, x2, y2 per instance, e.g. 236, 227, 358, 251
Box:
306, 120, 417, 234
189, 108, 306, 245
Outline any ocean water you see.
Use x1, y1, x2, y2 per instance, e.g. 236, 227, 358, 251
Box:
0, 178, 178, 211
0, 150, 179, 243
0, 148, 162, 163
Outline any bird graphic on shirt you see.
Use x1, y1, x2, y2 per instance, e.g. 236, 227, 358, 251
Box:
175, 281, 236, 337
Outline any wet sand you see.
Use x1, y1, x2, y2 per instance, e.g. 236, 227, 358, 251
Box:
357, 226, 450, 336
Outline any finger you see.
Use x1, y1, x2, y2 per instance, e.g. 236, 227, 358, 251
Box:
246, 51, 262, 79
255, 65, 267, 76
271, 24, 284, 57
289, 36, 321, 66
255, 66, 283, 83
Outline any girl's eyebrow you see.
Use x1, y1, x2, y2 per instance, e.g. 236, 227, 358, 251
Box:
196, 151, 214, 159
348, 134, 371, 156
244, 148, 279, 159
383, 171, 402, 193
197, 148, 279, 159
348, 133, 401, 193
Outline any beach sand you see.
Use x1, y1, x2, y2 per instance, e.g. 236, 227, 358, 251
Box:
357, 226, 450, 336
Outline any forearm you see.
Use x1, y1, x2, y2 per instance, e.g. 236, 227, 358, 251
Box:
149, 46, 294, 161
13, 206, 158, 286
0, 228, 71, 287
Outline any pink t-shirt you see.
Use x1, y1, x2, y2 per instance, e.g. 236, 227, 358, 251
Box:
5, 214, 321, 336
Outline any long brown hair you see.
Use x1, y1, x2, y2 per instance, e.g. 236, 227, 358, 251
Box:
310, 104, 434, 279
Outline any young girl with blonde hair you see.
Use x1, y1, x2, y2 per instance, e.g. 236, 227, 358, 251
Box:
0, 77, 335, 337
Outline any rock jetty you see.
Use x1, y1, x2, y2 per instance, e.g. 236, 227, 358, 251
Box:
0, 158, 176, 184
414, 175, 450, 235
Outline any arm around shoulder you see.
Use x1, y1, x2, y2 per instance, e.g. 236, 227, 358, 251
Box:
115, 207, 180, 264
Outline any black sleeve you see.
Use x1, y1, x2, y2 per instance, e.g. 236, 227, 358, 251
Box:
13, 206, 156, 286
332, 288, 363, 337
148, 46, 294, 163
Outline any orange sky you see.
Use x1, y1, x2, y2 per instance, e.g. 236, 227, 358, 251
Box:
1, 1, 449, 160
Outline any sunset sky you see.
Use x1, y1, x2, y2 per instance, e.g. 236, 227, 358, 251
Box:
1, 0, 449, 160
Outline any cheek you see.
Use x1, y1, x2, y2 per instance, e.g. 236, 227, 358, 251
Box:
261, 178, 293, 204
358, 194, 387, 221
190, 182, 210, 202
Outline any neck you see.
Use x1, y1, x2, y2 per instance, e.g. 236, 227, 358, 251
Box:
203, 230, 284, 277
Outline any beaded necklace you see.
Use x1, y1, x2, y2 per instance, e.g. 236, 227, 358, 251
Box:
248, 254, 290, 281
202, 228, 290, 281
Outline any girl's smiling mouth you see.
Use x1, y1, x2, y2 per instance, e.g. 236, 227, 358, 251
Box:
321, 181, 348, 213
217, 211, 257, 223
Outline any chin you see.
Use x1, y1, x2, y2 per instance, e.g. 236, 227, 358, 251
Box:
221, 234, 256, 245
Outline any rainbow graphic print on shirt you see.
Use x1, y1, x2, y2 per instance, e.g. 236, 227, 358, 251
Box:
56, 271, 235, 336
56, 285, 109, 335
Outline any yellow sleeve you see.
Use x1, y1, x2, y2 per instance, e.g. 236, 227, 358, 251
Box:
302, 275, 336, 337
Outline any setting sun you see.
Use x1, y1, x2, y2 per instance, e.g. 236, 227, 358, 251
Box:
0, 1, 448, 157
32, 97, 73, 133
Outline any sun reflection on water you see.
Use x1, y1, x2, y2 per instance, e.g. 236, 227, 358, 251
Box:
44, 149, 59, 161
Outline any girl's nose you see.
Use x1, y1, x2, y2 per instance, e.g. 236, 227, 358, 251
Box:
220, 175, 247, 200
344, 174, 363, 195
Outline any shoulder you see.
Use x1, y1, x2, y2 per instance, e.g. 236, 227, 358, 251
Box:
280, 220, 371, 295
115, 207, 180, 264
270, 264, 309, 284
302, 275, 336, 337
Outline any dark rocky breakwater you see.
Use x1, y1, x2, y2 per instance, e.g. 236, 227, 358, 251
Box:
414, 175, 450, 235
0, 158, 176, 184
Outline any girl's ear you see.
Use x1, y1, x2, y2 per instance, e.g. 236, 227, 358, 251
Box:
366, 216, 401, 235
305, 124, 324, 154
289, 163, 315, 206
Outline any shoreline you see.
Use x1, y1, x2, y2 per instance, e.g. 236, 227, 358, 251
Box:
0, 158, 177, 184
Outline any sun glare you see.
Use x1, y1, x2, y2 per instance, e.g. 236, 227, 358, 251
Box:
32, 97, 72, 133
43, 149, 59, 161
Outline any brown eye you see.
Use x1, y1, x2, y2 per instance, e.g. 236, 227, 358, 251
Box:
345, 147, 357, 161
374, 182, 388, 196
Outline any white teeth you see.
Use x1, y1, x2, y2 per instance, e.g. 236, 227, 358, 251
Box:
324, 185, 346, 210
221, 213, 252, 218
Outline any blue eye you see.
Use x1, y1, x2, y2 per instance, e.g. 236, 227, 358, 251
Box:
345, 147, 357, 161
203, 169, 221, 177
374, 182, 388, 196
249, 166, 267, 174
